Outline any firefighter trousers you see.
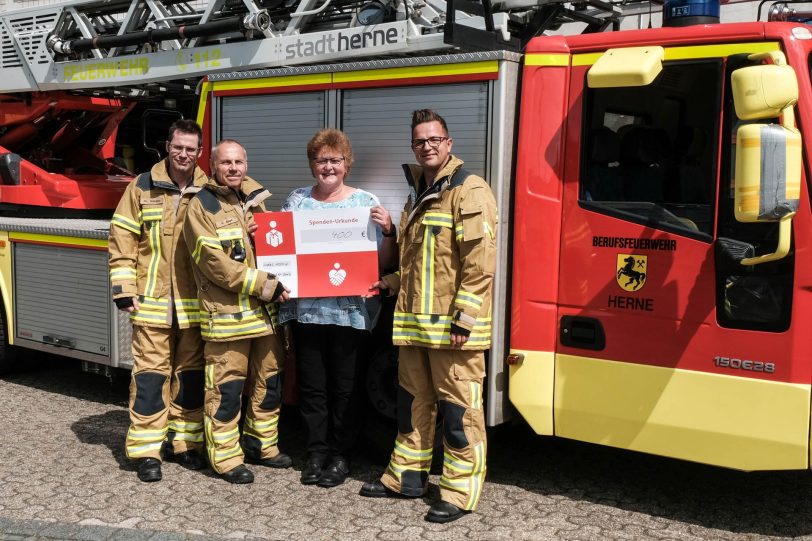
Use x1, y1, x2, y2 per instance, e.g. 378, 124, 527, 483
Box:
125, 324, 205, 461
203, 333, 285, 475
380, 346, 487, 511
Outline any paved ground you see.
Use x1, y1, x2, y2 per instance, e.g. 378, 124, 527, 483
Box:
2, 358, 812, 541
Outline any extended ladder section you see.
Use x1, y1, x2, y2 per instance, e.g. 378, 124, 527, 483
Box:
0, 0, 658, 93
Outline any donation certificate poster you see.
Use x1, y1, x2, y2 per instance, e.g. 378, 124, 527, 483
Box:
254, 208, 379, 298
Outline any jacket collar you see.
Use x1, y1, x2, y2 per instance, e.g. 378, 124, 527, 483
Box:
149, 159, 208, 193
403, 155, 465, 227
203, 176, 271, 211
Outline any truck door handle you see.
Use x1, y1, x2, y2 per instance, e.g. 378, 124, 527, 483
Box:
43, 335, 76, 349
560, 316, 605, 351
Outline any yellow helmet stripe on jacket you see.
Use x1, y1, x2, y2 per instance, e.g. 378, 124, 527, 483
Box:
111, 213, 141, 234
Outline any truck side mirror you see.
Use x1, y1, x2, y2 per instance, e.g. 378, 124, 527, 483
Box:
587, 46, 664, 88
731, 54, 801, 266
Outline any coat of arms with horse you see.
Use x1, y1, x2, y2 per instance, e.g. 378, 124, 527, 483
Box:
616, 254, 647, 291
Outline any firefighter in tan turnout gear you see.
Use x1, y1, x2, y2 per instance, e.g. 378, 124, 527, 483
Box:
108, 119, 209, 482
360, 110, 497, 523
183, 139, 292, 484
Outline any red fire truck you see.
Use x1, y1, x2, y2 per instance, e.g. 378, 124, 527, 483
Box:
0, 0, 807, 470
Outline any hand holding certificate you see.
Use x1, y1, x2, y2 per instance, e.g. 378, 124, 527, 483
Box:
254, 207, 379, 298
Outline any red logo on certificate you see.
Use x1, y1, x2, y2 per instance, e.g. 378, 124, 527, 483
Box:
255, 208, 378, 298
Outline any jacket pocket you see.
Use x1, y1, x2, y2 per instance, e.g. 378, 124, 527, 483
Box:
459, 204, 485, 242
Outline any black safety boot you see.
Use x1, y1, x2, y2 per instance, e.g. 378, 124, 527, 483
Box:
359, 479, 416, 498
300, 457, 324, 485
221, 464, 254, 484
257, 453, 293, 469
136, 458, 162, 483
317, 459, 349, 488
165, 450, 207, 470
425, 501, 468, 523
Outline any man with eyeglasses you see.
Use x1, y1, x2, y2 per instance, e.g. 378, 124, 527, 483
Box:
109, 119, 209, 482
360, 109, 497, 524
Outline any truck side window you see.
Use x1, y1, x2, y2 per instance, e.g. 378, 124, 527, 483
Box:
579, 60, 722, 240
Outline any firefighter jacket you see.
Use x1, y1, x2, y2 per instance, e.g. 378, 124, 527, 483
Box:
183, 176, 283, 342
382, 155, 497, 350
109, 160, 208, 328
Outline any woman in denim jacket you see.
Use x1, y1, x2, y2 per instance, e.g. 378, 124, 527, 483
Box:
279, 128, 396, 487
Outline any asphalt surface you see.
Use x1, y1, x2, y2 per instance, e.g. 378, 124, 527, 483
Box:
2, 358, 812, 540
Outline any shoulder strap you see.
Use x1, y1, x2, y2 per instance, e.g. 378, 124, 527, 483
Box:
135, 172, 152, 190
196, 187, 222, 214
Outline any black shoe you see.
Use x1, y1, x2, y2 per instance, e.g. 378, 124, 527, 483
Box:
166, 450, 207, 470
136, 458, 162, 483
425, 501, 468, 523
257, 453, 293, 469
317, 459, 349, 488
359, 479, 396, 498
221, 464, 254, 484
300, 458, 324, 485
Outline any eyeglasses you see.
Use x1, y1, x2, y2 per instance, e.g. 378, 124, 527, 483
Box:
313, 157, 345, 166
411, 136, 448, 150
169, 144, 200, 155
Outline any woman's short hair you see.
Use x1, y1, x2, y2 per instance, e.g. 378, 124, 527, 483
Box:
306, 129, 354, 171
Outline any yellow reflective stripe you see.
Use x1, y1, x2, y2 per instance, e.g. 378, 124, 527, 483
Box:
192, 236, 222, 263
171, 433, 204, 442
112, 213, 141, 233
393, 312, 492, 345
455, 291, 483, 309
204, 417, 216, 467
423, 212, 453, 227
168, 420, 203, 432
388, 462, 430, 476
174, 298, 200, 325
242, 431, 279, 446
205, 364, 214, 390
242, 268, 259, 296
484, 222, 495, 240
211, 427, 240, 443
217, 228, 243, 241
126, 441, 164, 457
110, 267, 137, 280
244, 417, 279, 431
139, 297, 170, 309
421, 226, 435, 313
466, 442, 486, 510
455, 224, 464, 240
201, 321, 269, 340
394, 312, 492, 324
214, 443, 243, 461
439, 476, 469, 492
140, 207, 164, 220
127, 427, 168, 441
394, 441, 433, 460
525, 53, 569, 66
470, 382, 482, 410
443, 452, 474, 473
144, 218, 161, 297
